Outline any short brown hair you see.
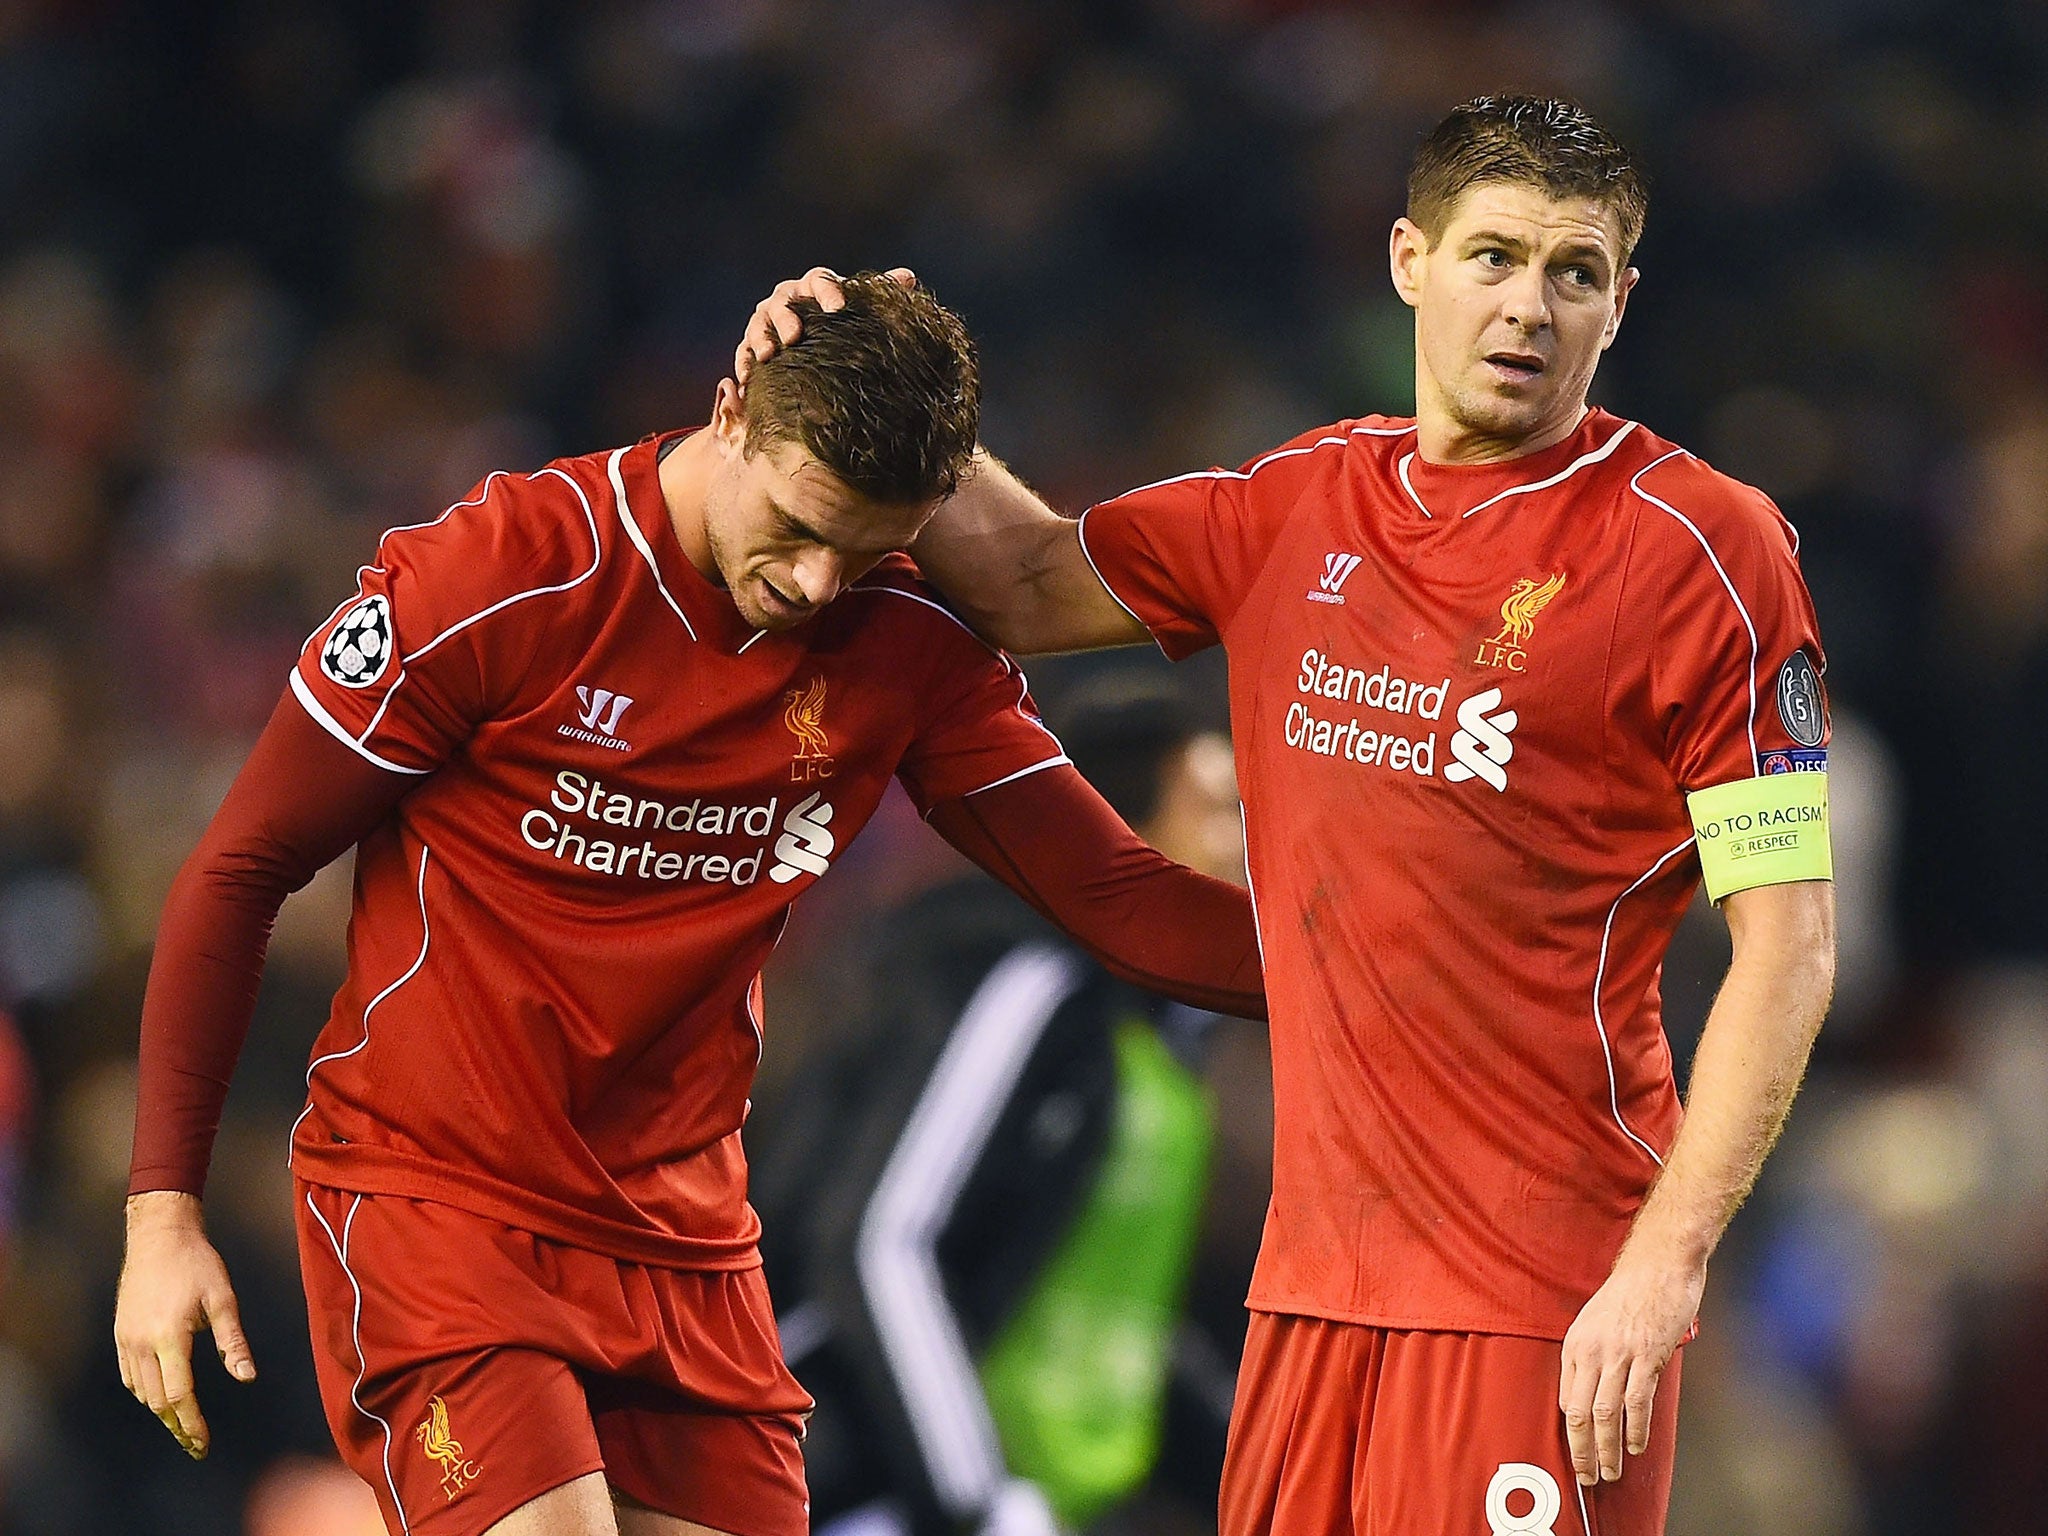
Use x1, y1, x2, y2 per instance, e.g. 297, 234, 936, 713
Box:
742, 272, 981, 505
1408, 96, 1647, 261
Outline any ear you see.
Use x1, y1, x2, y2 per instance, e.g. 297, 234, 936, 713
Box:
1389, 219, 1429, 310
711, 378, 747, 452
1601, 266, 1640, 351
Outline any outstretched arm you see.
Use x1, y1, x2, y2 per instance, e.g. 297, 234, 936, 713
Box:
927, 763, 1264, 1021
118, 689, 411, 1459
1558, 878, 1834, 1488
738, 268, 1149, 655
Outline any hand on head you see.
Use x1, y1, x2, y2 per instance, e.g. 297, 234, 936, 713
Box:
735, 266, 917, 387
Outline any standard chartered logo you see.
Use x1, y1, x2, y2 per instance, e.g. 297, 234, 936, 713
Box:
1443, 686, 1519, 792
769, 791, 837, 883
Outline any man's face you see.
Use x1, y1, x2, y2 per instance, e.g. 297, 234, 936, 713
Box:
704, 407, 936, 632
1390, 181, 1637, 456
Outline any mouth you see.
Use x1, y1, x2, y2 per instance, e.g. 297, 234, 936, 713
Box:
1483, 352, 1547, 386
755, 579, 811, 625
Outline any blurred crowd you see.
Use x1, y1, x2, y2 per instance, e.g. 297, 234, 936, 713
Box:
0, 1, 2043, 1532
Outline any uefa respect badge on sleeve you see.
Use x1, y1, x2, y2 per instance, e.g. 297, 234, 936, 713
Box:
1686, 770, 1832, 902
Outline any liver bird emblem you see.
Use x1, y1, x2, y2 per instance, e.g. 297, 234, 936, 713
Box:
1490, 572, 1567, 646
784, 676, 831, 760
416, 1396, 466, 1473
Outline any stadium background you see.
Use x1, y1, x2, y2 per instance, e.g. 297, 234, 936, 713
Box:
0, 1, 2043, 1531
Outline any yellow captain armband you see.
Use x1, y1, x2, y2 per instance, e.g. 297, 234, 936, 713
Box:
1686, 769, 1832, 902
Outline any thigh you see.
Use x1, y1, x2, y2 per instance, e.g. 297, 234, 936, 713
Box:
589, 1375, 807, 1536
1363, 1332, 1682, 1536
1218, 1312, 1382, 1536
297, 1184, 606, 1536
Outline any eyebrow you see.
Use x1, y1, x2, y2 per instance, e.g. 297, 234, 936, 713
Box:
772, 502, 831, 546
1464, 229, 1611, 267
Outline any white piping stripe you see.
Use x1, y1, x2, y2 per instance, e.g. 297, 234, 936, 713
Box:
1109, 420, 1416, 497
847, 582, 990, 648
958, 753, 1071, 799
289, 670, 430, 776
848, 583, 1064, 749
1239, 803, 1266, 969
1591, 836, 1697, 1168
1574, 1477, 1592, 1535
1629, 450, 1761, 776
856, 947, 1087, 1515
606, 447, 699, 641
737, 628, 768, 654
1395, 453, 1432, 519
296, 472, 517, 660
324, 461, 606, 755
1458, 420, 1640, 519
306, 1192, 410, 1534
290, 846, 435, 1148
1074, 510, 1159, 648
400, 465, 605, 665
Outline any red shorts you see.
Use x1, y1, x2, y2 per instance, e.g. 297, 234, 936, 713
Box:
1219, 1314, 1681, 1536
295, 1181, 812, 1536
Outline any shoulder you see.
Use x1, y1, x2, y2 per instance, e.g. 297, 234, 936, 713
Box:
383, 451, 612, 583
835, 555, 998, 657
1238, 415, 1417, 477
1618, 425, 1802, 569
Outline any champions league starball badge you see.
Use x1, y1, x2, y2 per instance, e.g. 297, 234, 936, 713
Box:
1774, 650, 1826, 748
320, 595, 395, 688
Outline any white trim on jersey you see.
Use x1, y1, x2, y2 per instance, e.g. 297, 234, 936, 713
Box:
1394, 419, 1641, 523
1457, 419, 1639, 519
606, 446, 700, 641
1239, 802, 1267, 970
1073, 511, 1165, 655
848, 583, 1066, 751
290, 670, 431, 776
1629, 449, 1762, 776
1591, 836, 1696, 1169
291, 846, 435, 1149
296, 471, 520, 662
1395, 452, 1432, 519
305, 1192, 411, 1535
325, 460, 606, 756
855, 946, 1087, 1520
958, 753, 1071, 799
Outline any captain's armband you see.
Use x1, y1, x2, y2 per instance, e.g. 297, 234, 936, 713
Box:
1686, 769, 1832, 902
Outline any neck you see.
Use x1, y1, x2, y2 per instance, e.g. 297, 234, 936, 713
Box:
657, 430, 719, 577
1413, 377, 1590, 465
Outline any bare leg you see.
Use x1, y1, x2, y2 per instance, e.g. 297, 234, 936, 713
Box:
613, 1481, 740, 1536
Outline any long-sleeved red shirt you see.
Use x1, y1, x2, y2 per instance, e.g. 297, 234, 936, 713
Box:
131, 438, 1262, 1269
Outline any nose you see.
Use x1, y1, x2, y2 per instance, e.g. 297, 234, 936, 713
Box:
1500, 264, 1551, 334
789, 546, 845, 608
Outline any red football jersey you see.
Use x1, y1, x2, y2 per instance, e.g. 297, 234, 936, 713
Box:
1081, 408, 1827, 1337
286, 434, 1064, 1267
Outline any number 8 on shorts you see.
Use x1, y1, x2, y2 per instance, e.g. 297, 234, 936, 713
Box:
1486, 1462, 1562, 1536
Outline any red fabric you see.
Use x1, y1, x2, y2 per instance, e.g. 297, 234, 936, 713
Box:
927, 763, 1264, 1019
1080, 408, 1825, 1337
1219, 1314, 1681, 1536
296, 1182, 809, 1536
132, 433, 1264, 1273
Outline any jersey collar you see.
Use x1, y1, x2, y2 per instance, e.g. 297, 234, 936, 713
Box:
1397, 409, 1634, 522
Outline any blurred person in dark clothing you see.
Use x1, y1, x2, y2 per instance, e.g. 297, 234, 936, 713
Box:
754, 677, 1249, 1536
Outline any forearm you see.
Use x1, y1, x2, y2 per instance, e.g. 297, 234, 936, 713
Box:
129, 691, 411, 1196
1619, 884, 1835, 1271
915, 451, 1147, 654
928, 766, 1265, 1019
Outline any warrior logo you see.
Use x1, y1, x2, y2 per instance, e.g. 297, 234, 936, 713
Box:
1474, 572, 1567, 672
1307, 551, 1364, 605
784, 675, 836, 782
415, 1395, 483, 1500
